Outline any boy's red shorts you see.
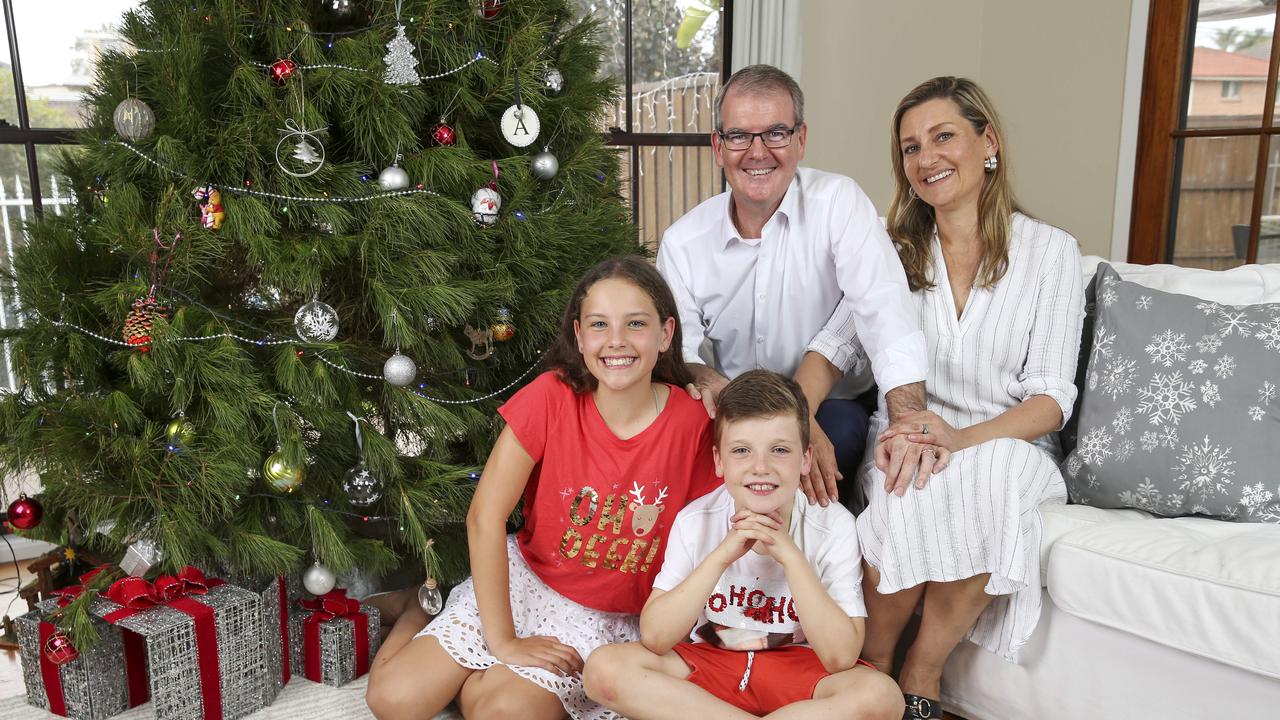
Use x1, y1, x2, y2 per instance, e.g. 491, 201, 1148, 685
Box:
671, 642, 877, 715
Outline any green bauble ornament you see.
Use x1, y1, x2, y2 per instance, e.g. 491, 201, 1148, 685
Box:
165, 418, 195, 450
263, 450, 304, 492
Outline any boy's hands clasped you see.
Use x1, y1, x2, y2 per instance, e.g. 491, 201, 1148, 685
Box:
712, 509, 802, 568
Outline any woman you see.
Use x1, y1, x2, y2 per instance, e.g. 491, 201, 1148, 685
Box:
856, 77, 1084, 720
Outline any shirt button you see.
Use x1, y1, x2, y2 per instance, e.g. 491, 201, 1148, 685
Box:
757, 293, 765, 301
757, 336, 765, 344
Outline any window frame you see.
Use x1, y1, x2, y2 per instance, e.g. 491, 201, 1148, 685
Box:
601, 0, 734, 224
1130, 0, 1280, 265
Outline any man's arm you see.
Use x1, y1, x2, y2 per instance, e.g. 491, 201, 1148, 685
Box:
884, 381, 926, 421
792, 352, 843, 506
686, 363, 730, 418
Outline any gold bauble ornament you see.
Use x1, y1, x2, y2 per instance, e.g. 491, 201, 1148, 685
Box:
165, 418, 196, 450
263, 450, 304, 492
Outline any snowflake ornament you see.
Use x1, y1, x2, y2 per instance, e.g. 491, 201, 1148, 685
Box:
1255, 318, 1280, 352
1078, 426, 1114, 466
1249, 406, 1266, 422
1214, 355, 1236, 379
1259, 381, 1277, 405
1101, 356, 1138, 400
294, 299, 339, 342
1199, 379, 1221, 408
1196, 333, 1224, 355
1187, 358, 1207, 375
1216, 310, 1254, 337
1112, 406, 1134, 435
1136, 295, 1152, 310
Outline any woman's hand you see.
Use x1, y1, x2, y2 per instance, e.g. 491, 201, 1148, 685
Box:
874, 433, 950, 495
490, 635, 584, 677
879, 410, 967, 453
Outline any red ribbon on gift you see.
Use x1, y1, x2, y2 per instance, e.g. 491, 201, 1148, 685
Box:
299, 589, 370, 683
102, 566, 226, 720
37, 621, 68, 716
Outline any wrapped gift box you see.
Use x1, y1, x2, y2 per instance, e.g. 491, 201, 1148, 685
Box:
15, 598, 149, 719
93, 567, 266, 720
288, 589, 381, 687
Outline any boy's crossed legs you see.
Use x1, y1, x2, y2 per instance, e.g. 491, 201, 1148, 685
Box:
585, 642, 903, 720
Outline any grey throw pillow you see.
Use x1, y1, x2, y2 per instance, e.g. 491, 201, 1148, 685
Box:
1062, 264, 1280, 523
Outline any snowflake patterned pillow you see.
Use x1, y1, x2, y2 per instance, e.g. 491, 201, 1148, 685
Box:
1062, 263, 1280, 523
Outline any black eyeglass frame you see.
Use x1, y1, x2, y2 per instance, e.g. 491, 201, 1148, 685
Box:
715, 123, 802, 151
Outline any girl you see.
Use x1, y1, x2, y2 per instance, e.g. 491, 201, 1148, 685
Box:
366, 255, 720, 720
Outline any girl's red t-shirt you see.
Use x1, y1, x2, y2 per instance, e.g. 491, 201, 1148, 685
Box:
498, 371, 719, 614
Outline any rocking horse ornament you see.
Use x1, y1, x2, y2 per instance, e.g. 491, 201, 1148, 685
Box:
464, 325, 495, 360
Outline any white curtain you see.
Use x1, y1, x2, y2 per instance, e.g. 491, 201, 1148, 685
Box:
730, 0, 802, 80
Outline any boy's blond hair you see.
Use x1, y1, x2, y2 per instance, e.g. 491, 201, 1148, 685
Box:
714, 370, 810, 448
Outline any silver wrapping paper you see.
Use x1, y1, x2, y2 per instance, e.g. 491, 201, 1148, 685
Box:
288, 601, 382, 687
92, 582, 267, 720
15, 603, 133, 720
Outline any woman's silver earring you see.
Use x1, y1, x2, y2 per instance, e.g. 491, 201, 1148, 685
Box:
984, 154, 998, 173
907, 186, 917, 201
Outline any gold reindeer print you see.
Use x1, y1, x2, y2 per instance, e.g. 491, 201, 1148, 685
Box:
628, 481, 669, 537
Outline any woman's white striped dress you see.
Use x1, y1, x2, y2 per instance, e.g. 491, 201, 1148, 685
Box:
857, 213, 1085, 660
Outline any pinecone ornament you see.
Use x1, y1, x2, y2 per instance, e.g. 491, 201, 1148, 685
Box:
123, 296, 170, 352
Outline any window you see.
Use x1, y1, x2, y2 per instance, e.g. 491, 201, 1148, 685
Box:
572, 0, 732, 250
1132, 0, 1280, 267
0, 2, 143, 392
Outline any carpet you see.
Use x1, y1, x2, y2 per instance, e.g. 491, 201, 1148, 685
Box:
0, 677, 464, 719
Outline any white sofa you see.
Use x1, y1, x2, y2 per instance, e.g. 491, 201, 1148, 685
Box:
940, 257, 1280, 720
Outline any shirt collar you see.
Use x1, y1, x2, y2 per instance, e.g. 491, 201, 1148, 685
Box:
719, 172, 803, 249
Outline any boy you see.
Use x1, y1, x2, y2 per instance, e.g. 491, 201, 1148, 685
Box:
583, 370, 904, 719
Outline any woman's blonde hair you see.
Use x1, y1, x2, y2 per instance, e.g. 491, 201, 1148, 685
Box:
887, 76, 1019, 291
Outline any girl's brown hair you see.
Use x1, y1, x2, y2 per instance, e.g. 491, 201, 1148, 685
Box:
543, 255, 694, 394
887, 76, 1020, 292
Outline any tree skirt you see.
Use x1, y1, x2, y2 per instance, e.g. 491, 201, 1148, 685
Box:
0, 676, 463, 719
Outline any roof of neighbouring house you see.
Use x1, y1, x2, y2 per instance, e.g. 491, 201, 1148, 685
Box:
1193, 46, 1271, 79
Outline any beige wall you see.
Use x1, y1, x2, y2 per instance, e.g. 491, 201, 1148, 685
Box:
801, 0, 1137, 258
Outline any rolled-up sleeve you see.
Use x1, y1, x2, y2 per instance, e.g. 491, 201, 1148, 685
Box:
656, 234, 708, 367
812, 180, 927, 393
1017, 231, 1085, 428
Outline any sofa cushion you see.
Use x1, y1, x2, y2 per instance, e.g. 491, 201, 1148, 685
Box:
1048, 517, 1280, 678
1037, 503, 1152, 587
1061, 264, 1280, 523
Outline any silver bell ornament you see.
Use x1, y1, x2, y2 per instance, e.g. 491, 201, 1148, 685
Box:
378, 161, 410, 190
418, 577, 443, 615
343, 462, 384, 507
383, 351, 417, 387
294, 298, 339, 342
303, 561, 337, 596
541, 66, 565, 94
530, 150, 559, 180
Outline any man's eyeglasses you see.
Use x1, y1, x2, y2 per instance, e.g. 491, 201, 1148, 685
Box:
716, 124, 800, 151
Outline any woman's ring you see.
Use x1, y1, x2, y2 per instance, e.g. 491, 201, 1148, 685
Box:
922, 424, 929, 435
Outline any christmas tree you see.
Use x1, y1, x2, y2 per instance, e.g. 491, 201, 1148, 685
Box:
0, 0, 636, 647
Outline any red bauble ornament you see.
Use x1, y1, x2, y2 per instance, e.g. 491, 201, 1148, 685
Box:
433, 123, 457, 146
43, 631, 79, 666
6, 494, 43, 530
270, 58, 298, 85
478, 0, 502, 19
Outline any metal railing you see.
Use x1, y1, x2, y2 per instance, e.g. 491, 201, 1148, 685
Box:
1, 174, 75, 392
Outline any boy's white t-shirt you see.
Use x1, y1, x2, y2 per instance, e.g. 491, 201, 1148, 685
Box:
652, 486, 865, 650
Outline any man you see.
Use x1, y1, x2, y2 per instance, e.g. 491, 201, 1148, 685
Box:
656, 64, 935, 507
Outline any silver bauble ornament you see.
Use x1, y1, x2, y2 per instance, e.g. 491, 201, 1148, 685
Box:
418, 577, 443, 615
530, 151, 559, 180
471, 186, 501, 224
541, 66, 564, 94
303, 561, 337, 595
263, 450, 304, 492
113, 98, 155, 141
294, 300, 339, 342
326, 0, 357, 17
343, 462, 384, 507
383, 351, 417, 386
378, 164, 410, 190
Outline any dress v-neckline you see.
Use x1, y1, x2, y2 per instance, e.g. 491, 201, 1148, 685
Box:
933, 235, 980, 334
